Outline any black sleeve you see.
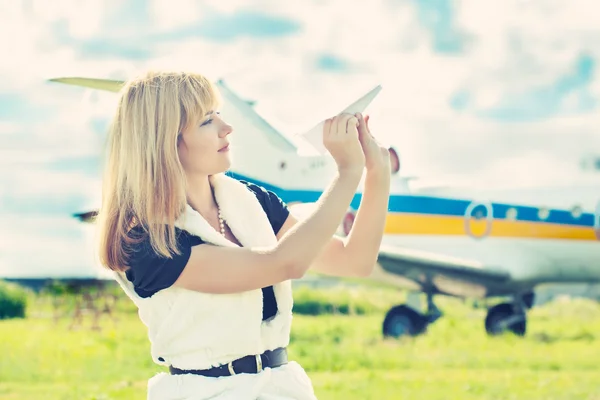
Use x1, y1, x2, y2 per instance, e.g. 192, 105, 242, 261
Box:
241, 181, 290, 235
125, 228, 204, 298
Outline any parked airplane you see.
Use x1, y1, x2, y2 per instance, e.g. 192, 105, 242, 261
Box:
46, 75, 600, 338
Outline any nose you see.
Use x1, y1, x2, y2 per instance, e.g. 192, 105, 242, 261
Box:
219, 121, 233, 138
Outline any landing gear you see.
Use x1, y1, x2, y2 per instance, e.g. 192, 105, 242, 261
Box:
484, 301, 528, 336
382, 291, 534, 338
382, 305, 427, 337
382, 292, 441, 338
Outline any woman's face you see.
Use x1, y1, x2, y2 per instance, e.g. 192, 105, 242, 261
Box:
177, 110, 233, 176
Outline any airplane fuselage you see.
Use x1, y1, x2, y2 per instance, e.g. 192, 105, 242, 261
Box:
371, 182, 600, 299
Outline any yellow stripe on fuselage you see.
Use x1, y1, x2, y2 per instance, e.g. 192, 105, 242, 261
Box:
384, 213, 597, 241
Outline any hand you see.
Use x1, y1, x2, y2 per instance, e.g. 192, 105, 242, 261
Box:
323, 113, 365, 173
356, 113, 391, 175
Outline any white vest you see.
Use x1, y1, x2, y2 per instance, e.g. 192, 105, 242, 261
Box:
112, 174, 316, 400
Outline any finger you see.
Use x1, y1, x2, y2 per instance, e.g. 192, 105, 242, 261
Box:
328, 116, 339, 136
346, 115, 359, 137
356, 112, 368, 140
336, 113, 352, 136
323, 118, 332, 137
364, 114, 375, 138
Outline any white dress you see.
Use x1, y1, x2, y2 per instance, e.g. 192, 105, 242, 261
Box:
112, 174, 318, 400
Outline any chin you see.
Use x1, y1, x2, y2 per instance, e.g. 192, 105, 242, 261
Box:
211, 160, 232, 175
198, 153, 232, 176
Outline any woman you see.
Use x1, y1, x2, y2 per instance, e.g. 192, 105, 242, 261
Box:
96, 70, 391, 400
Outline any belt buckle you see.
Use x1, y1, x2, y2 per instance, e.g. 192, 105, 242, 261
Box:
227, 355, 262, 376
255, 354, 263, 372
227, 361, 236, 376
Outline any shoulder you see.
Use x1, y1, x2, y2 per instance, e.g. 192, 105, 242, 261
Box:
124, 225, 204, 298
239, 180, 275, 197
238, 180, 285, 207
238, 180, 290, 235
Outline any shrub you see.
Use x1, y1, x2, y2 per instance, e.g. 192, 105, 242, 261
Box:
0, 280, 28, 319
292, 285, 400, 316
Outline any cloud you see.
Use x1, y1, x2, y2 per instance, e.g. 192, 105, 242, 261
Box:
413, 0, 471, 54
0, 167, 101, 215
445, 0, 600, 122
159, 10, 302, 42
0, 214, 109, 279
452, 53, 597, 121
315, 54, 355, 72
387, 109, 600, 182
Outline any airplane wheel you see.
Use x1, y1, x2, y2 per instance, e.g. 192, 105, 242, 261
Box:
522, 291, 535, 309
382, 305, 427, 338
485, 303, 527, 336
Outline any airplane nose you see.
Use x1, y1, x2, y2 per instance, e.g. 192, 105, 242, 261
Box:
342, 210, 355, 236
389, 147, 400, 174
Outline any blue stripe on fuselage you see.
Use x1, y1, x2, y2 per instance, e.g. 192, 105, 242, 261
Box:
226, 172, 596, 228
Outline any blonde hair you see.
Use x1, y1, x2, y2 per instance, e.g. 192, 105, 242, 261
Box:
95, 70, 221, 272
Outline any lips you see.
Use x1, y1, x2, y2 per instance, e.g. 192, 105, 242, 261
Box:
218, 144, 229, 152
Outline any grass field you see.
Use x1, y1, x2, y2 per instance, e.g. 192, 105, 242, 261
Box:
1, 284, 600, 399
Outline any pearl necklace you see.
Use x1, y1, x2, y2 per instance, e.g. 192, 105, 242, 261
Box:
217, 206, 226, 237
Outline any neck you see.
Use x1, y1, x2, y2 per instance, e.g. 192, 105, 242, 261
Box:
186, 173, 218, 217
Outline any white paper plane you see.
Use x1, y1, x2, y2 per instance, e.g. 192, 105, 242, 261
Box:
296, 84, 382, 155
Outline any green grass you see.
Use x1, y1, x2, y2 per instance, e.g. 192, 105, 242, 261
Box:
1, 285, 600, 399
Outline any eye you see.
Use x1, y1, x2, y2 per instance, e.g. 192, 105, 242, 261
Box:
200, 111, 221, 127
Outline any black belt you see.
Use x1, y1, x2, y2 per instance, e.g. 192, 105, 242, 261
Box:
168, 347, 288, 378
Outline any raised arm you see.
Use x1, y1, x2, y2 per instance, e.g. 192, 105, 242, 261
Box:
173, 113, 365, 294
274, 113, 392, 278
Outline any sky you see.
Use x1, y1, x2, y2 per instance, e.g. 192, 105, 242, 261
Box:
1, 0, 600, 279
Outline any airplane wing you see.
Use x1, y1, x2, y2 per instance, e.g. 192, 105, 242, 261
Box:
73, 210, 97, 222
374, 245, 512, 297
49, 77, 124, 92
